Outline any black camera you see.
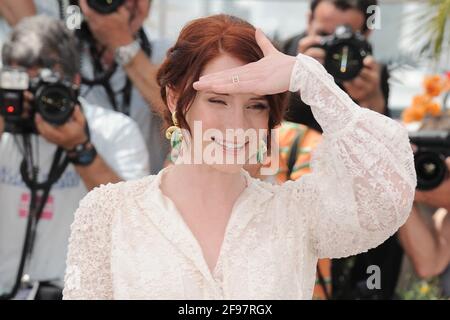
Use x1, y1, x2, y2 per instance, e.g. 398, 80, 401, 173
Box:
315, 25, 372, 81
409, 130, 450, 191
0, 68, 78, 134
86, 0, 125, 14
69, 0, 126, 46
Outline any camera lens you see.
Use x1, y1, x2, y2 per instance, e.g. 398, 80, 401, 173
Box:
87, 0, 125, 14
35, 85, 75, 125
414, 151, 447, 190
325, 43, 365, 81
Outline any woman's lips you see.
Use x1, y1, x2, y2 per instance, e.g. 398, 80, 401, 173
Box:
212, 137, 249, 154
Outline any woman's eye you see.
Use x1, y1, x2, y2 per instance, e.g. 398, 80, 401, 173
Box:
208, 99, 227, 105
247, 104, 269, 110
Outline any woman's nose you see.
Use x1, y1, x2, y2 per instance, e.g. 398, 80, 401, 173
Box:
223, 107, 252, 143
229, 106, 247, 130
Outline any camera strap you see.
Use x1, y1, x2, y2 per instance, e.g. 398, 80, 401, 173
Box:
20, 145, 69, 192
0, 135, 69, 300
286, 131, 303, 180
60, 0, 153, 116
81, 28, 152, 116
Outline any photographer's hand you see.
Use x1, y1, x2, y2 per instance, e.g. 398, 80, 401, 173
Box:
0, 0, 36, 27
297, 35, 325, 65
342, 56, 386, 114
34, 105, 121, 190
399, 204, 450, 278
79, 0, 135, 50
129, 0, 151, 39
415, 157, 450, 211
34, 105, 88, 150
79, 0, 164, 112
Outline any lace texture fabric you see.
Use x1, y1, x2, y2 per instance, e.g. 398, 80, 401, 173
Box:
63, 53, 416, 300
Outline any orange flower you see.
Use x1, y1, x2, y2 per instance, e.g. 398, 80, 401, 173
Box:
425, 101, 441, 116
402, 74, 447, 124
401, 109, 415, 123
424, 75, 443, 97
411, 94, 432, 108
402, 106, 426, 123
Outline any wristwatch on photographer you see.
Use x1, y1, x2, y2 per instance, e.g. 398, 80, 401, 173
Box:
66, 140, 97, 166
114, 40, 141, 67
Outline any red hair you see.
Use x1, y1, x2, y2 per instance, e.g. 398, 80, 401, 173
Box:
156, 14, 288, 142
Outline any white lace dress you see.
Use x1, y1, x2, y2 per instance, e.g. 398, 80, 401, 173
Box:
63, 54, 416, 300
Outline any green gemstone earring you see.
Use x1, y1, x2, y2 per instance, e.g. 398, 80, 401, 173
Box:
165, 111, 183, 150
170, 127, 183, 149
256, 138, 268, 164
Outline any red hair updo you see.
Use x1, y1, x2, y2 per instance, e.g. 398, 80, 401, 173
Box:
156, 14, 288, 141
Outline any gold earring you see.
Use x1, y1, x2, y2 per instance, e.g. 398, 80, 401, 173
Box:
165, 111, 179, 140
165, 111, 184, 150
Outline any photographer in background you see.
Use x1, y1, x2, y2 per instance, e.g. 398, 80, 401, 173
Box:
72, 0, 169, 173
283, 0, 389, 132
399, 152, 450, 297
0, 16, 149, 299
0, 0, 169, 173
283, 0, 399, 299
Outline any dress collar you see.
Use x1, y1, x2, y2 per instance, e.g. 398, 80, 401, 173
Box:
135, 165, 275, 286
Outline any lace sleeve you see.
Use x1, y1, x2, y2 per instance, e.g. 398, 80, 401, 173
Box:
283, 53, 417, 259
62, 183, 119, 299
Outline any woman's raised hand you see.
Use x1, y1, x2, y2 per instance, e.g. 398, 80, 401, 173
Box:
193, 29, 297, 95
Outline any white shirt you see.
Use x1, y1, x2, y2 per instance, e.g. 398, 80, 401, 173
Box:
79, 53, 169, 174
0, 0, 171, 173
63, 54, 417, 299
0, 98, 149, 294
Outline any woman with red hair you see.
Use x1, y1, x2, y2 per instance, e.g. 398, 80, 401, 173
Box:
63, 14, 416, 299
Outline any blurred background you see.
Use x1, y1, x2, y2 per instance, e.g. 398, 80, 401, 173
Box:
143, 0, 449, 117
0, 0, 448, 116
